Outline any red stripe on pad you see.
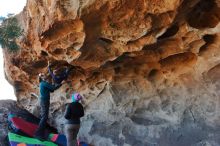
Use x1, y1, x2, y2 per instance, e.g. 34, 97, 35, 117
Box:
51, 134, 58, 141
11, 117, 38, 137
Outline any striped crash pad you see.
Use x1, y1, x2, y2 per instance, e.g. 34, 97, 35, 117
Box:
8, 132, 57, 146
48, 134, 67, 146
8, 115, 66, 146
8, 111, 57, 133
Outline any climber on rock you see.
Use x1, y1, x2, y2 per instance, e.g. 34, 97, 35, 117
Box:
48, 61, 73, 85
64, 93, 84, 146
34, 73, 62, 140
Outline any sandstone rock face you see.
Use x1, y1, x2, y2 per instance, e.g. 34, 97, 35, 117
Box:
3, 0, 220, 145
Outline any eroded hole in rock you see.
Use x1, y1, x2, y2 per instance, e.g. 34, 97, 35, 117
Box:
52, 48, 65, 55
41, 19, 83, 41
14, 81, 24, 92
99, 37, 113, 44
41, 50, 48, 56
148, 69, 159, 78
67, 43, 82, 51
114, 67, 121, 74
49, 60, 69, 69
206, 63, 220, 82
197, 0, 215, 11
92, 71, 100, 77
41, 20, 70, 38
158, 25, 179, 40
11, 58, 20, 67
32, 60, 48, 69
203, 34, 216, 44
199, 34, 216, 53
187, 0, 220, 28
159, 52, 197, 72
130, 116, 167, 126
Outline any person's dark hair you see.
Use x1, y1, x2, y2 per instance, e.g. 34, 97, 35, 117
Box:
45, 74, 52, 83
39, 76, 43, 83
38, 73, 44, 83
38, 73, 51, 83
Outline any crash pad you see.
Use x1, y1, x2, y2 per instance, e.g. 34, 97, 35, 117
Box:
8, 115, 66, 146
8, 132, 57, 146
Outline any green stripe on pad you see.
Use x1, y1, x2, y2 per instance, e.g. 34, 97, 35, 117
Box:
48, 133, 58, 141
8, 132, 57, 146
48, 133, 54, 140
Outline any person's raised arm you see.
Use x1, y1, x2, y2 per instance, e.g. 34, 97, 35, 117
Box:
48, 61, 56, 80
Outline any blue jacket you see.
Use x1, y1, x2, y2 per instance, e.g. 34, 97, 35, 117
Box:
39, 81, 61, 101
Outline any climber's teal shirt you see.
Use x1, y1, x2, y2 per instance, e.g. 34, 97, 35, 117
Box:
39, 81, 61, 101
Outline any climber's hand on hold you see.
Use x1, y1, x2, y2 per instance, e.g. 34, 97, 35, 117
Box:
47, 60, 51, 67
61, 80, 66, 84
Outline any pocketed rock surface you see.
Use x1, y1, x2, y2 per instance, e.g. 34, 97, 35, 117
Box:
2, 0, 220, 145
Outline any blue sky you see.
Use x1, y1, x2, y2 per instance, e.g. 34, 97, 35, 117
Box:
0, 0, 26, 17
0, 0, 26, 100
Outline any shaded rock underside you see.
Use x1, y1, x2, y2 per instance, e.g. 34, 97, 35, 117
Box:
3, 0, 220, 145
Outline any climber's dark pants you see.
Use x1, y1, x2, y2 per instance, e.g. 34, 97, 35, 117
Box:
35, 99, 50, 136
65, 124, 80, 146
